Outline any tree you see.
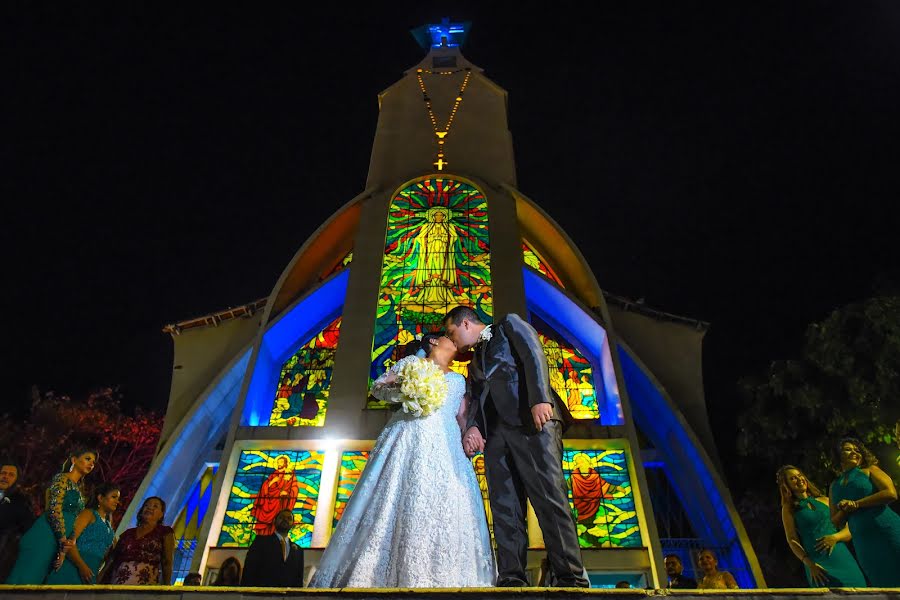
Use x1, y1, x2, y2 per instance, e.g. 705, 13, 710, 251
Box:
0, 387, 163, 526
733, 294, 900, 586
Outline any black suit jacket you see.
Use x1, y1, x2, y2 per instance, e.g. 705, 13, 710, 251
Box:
467, 313, 571, 434
0, 489, 35, 582
240, 534, 304, 587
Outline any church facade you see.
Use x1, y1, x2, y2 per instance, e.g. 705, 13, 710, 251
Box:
127, 22, 764, 588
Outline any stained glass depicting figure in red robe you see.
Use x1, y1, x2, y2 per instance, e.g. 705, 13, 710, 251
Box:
250, 455, 299, 535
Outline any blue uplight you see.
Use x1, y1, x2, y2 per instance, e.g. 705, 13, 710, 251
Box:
411, 18, 471, 49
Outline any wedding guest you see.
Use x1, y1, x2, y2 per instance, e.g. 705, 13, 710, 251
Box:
0, 460, 35, 582
212, 556, 242, 586
6, 447, 96, 584
615, 580, 630, 588
664, 554, 697, 589
103, 496, 174, 585
830, 437, 900, 586
696, 549, 739, 589
241, 509, 303, 587
46, 483, 120, 584
183, 572, 202, 586
777, 465, 865, 587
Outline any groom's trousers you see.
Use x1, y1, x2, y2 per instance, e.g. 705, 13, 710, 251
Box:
484, 419, 589, 587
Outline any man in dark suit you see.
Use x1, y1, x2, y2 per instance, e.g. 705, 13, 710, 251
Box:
444, 307, 588, 588
241, 509, 304, 587
665, 554, 697, 589
0, 461, 34, 582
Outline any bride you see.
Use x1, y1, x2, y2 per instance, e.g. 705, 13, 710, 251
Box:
308, 333, 495, 588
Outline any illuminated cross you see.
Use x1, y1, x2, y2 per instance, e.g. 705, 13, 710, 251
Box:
434, 156, 448, 170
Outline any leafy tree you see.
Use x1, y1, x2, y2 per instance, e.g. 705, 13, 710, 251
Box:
0, 387, 163, 526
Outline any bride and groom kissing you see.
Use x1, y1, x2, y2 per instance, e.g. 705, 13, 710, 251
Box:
309, 306, 589, 588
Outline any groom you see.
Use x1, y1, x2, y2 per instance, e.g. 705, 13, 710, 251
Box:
444, 306, 589, 588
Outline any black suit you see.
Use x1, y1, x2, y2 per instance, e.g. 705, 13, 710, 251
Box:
467, 314, 587, 587
0, 489, 34, 583
240, 534, 304, 587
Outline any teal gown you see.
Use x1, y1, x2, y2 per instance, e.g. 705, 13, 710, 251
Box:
5, 474, 84, 584
793, 497, 866, 587
45, 509, 115, 584
831, 466, 900, 587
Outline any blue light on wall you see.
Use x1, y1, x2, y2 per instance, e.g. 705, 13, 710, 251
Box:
410, 18, 471, 49
242, 270, 348, 426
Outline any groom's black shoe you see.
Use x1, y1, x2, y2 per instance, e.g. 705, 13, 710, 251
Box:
497, 578, 529, 587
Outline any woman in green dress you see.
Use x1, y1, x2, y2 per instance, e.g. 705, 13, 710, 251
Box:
5, 447, 97, 584
830, 437, 900, 587
45, 483, 120, 584
777, 465, 866, 587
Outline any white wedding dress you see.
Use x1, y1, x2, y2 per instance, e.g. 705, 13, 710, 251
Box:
309, 357, 495, 588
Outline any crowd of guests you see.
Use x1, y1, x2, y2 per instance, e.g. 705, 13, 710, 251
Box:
2, 437, 897, 588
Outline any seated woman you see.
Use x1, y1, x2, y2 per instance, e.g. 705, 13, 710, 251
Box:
102, 497, 174, 585
696, 549, 739, 589
212, 556, 242, 586
777, 465, 865, 587
46, 482, 120, 584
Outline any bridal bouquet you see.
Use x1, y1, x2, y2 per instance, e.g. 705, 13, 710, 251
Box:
381, 356, 448, 417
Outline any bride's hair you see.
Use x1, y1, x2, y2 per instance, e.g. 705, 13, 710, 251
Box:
406, 332, 444, 358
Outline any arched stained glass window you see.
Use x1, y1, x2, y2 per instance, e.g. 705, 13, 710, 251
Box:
370, 177, 492, 407
333, 451, 368, 529
218, 450, 324, 548
531, 314, 600, 420
270, 317, 342, 427
562, 448, 642, 548
523, 241, 563, 287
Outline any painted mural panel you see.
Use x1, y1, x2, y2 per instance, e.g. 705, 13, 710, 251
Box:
218, 450, 324, 548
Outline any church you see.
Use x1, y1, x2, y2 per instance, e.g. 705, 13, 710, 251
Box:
125, 20, 764, 588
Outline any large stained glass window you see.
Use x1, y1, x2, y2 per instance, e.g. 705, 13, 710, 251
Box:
218, 450, 324, 548
332, 451, 368, 529
532, 314, 600, 420
522, 241, 564, 287
270, 317, 341, 426
562, 449, 641, 548
370, 177, 492, 406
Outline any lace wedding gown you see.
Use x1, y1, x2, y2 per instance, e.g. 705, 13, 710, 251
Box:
309, 357, 495, 588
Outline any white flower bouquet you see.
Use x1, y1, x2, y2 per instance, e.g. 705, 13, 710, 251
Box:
377, 355, 448, 417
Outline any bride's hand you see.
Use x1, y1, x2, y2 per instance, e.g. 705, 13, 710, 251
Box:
463, 427, 485, 456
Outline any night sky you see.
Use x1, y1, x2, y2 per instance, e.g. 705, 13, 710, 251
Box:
5, 3, 899, 475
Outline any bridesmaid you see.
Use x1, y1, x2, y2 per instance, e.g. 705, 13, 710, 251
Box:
46, 483, 120, 584
102, 496, 174, 585
5, 447, 97, 584
696, 549, 739, 589
830, 437, 900, 587
776, 465, 866, 587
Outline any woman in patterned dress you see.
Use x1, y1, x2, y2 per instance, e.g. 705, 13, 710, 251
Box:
102, 496, 174, 585
5, 446, 97, 584
46, 482, 120, 584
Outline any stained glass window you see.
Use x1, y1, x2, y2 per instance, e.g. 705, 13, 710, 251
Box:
471, 454, 494, 542
370, 177, 492, 407
332, 451, 369, 529
522, 241, 564, 287
561, 449, 642, 548
218, 450, 324, 548
531, 314, 600, 420
323, 251, 353, 279
172, 464, 218, 584
270, 317, 341, 427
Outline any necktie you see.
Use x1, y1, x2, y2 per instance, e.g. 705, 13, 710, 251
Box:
279, 536, 287, 561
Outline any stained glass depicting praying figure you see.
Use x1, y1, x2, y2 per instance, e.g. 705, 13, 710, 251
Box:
269, 317, 341, 426
218, 450, 324, 548
531, 314, 600, 420
561, 449, 642, 548
522, 241, 564, 287
370, 177, 492, 407
332, 451, 368, 529
470, 454, 494, 543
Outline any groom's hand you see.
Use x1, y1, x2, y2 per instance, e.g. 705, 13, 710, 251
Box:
463, 426, 485, 456
531, 402, 553, 431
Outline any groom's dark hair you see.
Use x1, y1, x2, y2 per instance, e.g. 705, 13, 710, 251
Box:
444, 305, 482, 326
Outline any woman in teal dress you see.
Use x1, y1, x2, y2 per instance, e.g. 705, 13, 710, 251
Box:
46, 482, 119, 584
830, 437, 900, 587
777, 465, 866, 587
5, 447, 97, 584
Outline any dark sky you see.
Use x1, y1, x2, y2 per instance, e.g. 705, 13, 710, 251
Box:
4, 3, 899, 469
